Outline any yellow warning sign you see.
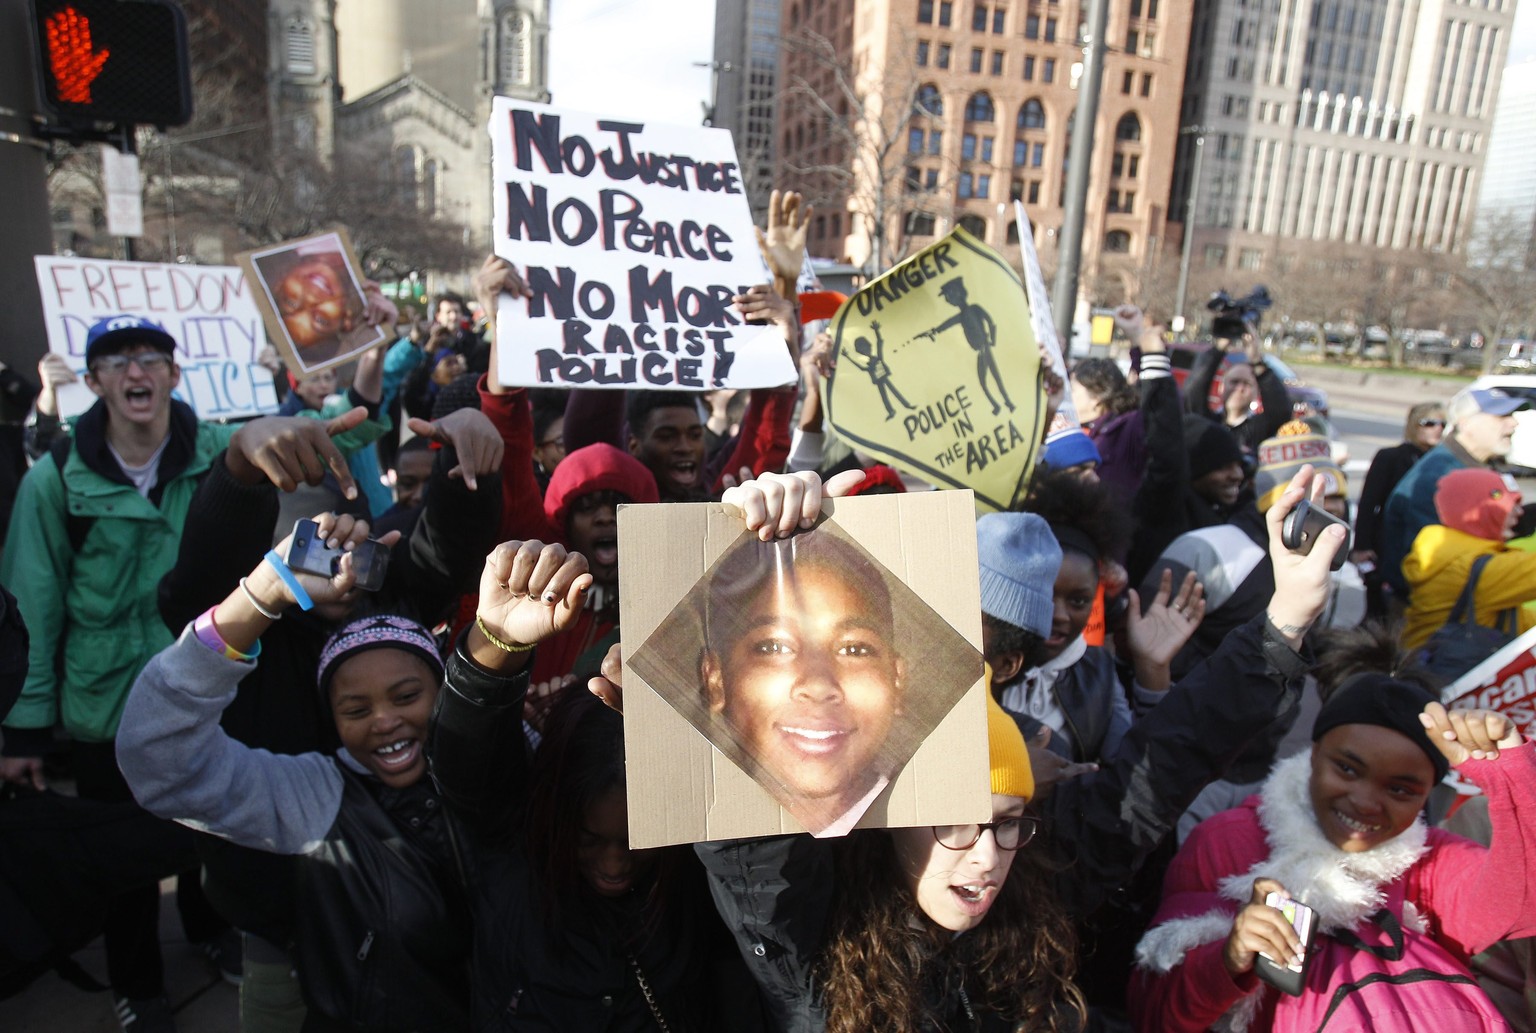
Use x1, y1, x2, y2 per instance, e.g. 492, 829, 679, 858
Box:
824, 227, 1044, 511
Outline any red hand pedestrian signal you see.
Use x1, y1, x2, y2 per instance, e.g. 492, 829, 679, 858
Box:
44, 7, 110, 104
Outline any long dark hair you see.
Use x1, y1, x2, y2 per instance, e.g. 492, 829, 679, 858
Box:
818, 831, 1084, 1032
524, 690, 687, 951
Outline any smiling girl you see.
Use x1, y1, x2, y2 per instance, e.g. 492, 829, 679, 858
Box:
1131, 676, 1536, 1032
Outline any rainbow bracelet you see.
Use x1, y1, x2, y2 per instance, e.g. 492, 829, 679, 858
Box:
193, 608, 260, 662
263, 550, 315, 611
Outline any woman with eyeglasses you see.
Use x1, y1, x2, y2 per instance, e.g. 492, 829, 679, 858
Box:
1354, 401, 1447, 614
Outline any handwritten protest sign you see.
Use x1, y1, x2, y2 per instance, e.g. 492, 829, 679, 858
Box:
823, 227, 1044, 512
487, 97, 795, 390
34, 256, 279, 420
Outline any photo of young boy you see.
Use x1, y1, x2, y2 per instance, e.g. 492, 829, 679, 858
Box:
629, 518, 980, 838
241, 230, 386, 373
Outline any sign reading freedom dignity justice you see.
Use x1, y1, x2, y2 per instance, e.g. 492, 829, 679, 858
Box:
34, 256, 279, 420
823, 227, 1045, 511
488, 98, 796, 390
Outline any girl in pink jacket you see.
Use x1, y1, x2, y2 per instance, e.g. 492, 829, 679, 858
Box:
1131, 678, 1536, 1032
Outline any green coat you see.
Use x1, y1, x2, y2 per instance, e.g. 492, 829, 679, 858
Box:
0, 401, 236, 743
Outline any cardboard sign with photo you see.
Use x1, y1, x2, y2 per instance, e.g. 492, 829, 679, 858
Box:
238, 229, 386, 375
620, 490, 990, 848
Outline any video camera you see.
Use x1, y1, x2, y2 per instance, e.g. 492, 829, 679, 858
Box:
1206, 285, 1273, 340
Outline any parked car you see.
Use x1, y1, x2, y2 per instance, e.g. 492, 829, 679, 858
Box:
1166, 341, 1329, 420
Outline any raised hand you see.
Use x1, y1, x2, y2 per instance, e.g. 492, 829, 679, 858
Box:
1127, 569, 1205, 691
755, 189, 812, 287
1420, 701, 1523, 766
1223, 878, 1305, 978
720, 469, 865, 540
474, 254, 533, 319
471, 541, 592, 671
406, 408, 505, 492
360, 280, 399, 327
1264, 466, 1344, 649
35, 353, 79, 417
227, 408, 368, 498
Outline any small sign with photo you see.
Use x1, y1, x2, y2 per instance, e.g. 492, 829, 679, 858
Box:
238, 228, 386, 375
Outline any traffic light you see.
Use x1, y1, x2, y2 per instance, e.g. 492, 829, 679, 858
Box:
30, 0, 193, 128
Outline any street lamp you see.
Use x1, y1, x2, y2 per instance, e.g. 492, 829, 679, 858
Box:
1173, 124, 1212, 337
693, 60, 734, 127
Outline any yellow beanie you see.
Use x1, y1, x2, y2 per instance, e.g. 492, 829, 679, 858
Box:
986, 690, 1035, 801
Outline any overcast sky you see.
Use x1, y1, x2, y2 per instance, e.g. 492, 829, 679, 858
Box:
548, 0, 1536, 123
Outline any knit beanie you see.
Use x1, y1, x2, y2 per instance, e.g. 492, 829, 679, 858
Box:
1254, 422, 1348, 512
1041, 426, 1102, 470
986, 692, 1035, 801
1312, 673, 1449, 783
1183, 414, 1243, 480
317, 614, 444, 699
976, 513, 1062, 638
1435, 467, 1522, 542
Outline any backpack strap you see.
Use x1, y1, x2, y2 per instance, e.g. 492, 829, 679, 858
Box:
1445, 553, 1495, 628
47, 436, 95, 555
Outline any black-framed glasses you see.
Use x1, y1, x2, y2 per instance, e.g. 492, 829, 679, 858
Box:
931, 815, 1039, 852
1417, 419, 1446, 428
91, 350, 173, 376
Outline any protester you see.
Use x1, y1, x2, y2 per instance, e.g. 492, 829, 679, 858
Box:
0, 315, 246, 1029
119, 523, 591, 1033
1401, 467, 1536, 654
1131, 684, 1536, 1031
1184, 335, 1291, 455
1380, 387, 1528, 597
1354, 401, 1447, 616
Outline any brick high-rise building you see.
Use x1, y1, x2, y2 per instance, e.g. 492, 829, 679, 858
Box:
1172, 0, 1515, 284
776, 0, 1190, 299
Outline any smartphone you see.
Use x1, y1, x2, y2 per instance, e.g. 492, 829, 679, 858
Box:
1281, 499, 1352, 572
286, 519, 391, 592
1255, 891, 1316, 997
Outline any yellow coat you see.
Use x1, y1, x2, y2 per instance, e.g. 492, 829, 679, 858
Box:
1401, 525, 1536, 655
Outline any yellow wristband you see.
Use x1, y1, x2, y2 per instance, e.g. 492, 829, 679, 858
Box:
476, 614, 534, 653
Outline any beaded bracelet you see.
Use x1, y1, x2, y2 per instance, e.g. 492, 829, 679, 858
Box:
239, 577, 284, 621
263, 550, 314, 611
193, 608, 260, 662
476, 614, 534, 653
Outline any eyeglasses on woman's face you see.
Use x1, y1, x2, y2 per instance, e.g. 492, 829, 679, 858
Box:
1417, 418, 1446, 428
931, 815, 1039, 852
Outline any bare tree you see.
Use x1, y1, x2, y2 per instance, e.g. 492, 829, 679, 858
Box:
777, 27, 959, 273
1457, 212, 1536, 373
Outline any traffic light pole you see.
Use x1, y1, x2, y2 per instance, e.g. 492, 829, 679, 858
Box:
0, 0, 56, 377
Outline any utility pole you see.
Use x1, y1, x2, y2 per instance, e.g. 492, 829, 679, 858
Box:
1051, 0, 1108, 356
0, 0, 56, 375
1173, 125, 1211, 338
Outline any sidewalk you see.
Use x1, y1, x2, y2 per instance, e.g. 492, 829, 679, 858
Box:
0, 880, 239, 1033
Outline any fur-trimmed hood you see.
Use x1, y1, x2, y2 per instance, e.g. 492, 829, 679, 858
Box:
1134, 752, 1433, 1032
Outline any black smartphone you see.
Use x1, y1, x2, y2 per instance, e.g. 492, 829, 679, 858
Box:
1255, 891, 1316, 997
1281, 499, 1351, 571
286, 519, 391, 592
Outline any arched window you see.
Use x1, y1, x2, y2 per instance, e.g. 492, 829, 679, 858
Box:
500, 12, 531, 86
423, 159, 439, 215
964, 92, 995, 123
395, 146, 419, 210
1017, 99, 1046, 130
914, 84, 944, 118
286, 18, 316, 75
1104, 230, 1131, 253
958, 214, 988, 238
1115, 112, 1142, 141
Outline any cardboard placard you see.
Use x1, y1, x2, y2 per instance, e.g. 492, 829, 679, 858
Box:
487, 97, 796, 391
1444, 624, 1536, 734
238, 229, 387, 376
619, 490, 990, 848
33, 256, 280, 420
823, 227, 1045, 512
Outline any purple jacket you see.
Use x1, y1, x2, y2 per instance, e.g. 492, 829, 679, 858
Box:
1085, 408, 1147, 505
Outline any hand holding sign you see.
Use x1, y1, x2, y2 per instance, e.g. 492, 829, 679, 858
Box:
35, 353, 79, 418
